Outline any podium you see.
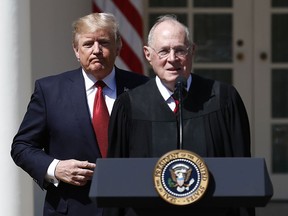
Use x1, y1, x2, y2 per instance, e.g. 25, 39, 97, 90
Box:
89, 157, 273, 210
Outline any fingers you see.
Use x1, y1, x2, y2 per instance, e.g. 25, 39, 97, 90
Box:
79, 161, 96, 170
55, 159, 96, 186
70, 174, 91, 186
73, 166, 94, 178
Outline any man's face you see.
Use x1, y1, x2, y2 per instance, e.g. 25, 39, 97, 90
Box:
144, 21, 194, 91
73, 29, 120, 79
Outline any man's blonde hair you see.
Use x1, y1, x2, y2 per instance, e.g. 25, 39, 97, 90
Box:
72, 12, 122, 49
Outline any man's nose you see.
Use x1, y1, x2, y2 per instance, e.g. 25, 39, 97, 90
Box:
93, 42, 102, 54
167, 49, 177, 61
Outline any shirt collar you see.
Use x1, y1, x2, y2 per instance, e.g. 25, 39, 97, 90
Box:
82, 67, 116, 91
155, 74, 192, 101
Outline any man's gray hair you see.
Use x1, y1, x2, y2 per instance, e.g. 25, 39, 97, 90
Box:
147, 14, 192, 47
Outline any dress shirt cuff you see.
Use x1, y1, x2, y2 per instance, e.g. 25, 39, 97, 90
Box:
45, 159, 60, 187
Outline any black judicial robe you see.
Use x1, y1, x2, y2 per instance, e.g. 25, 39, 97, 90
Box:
106, 74, 254, 216
108, 74, 250, 158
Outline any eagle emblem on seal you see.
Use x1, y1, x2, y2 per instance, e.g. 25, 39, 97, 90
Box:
169, 163, 195, 192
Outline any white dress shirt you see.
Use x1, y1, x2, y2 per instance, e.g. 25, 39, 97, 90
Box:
84, 68, 117, 116
155, 74, 192, 111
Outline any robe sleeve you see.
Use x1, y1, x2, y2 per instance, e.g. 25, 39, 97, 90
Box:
225, 85, 251, 157
108, 93, 131, 158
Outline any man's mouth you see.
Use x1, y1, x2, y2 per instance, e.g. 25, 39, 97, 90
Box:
167, 67, 181, 72
90, 58, 101, 63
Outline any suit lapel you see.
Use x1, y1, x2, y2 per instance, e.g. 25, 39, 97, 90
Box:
66, 69, 100, 153
115, 67, 128, 96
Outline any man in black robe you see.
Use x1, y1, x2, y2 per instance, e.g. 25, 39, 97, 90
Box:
107, 15, 254, 216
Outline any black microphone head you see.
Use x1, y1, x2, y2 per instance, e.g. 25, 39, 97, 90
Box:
173, 76, 187, 100
175, 75, 187, 88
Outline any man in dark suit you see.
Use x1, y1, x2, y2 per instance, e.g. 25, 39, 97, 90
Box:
108, 15, 254, 216
11, 13, 148, 216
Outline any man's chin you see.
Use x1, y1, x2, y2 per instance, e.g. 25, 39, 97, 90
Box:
169, 73, 181, 80
89, 65, 105, 72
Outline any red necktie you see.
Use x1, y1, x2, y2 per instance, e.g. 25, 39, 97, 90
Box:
173, 96, 179, 113
92, 80, 109, 157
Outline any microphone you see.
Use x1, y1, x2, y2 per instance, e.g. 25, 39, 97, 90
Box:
174, 76, 187, 150
174, 76, 187, 100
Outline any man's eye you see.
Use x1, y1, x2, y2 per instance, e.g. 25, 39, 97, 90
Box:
83, 43, 93, 47
175, 48, 185, 54
158, 49, 169, 55
99, 41, 110, 47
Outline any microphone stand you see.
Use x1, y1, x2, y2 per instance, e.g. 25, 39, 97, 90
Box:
177, 86, 184, 150
174, 76, 187, 150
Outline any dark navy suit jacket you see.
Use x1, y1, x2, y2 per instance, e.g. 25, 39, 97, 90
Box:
11, 67, 149, 216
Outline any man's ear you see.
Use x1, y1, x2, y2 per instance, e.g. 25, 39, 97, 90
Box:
143, 46, 152, 63
116, 39, 122, 56
191, 43, 196, 56
73, 44, 80, 59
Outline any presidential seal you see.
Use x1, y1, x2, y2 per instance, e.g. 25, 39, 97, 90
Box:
153, 150, 209, 205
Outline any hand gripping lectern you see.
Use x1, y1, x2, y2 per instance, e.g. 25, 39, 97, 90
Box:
89, 157, 273, 214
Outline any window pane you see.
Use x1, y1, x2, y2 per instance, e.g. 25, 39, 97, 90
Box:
194, 14, 232, 63
194, 0, 232, 7
272, 14, 288, 62
149, 0, 187, 7
272, 69, 288, 117
194, 69, 232, 84
272, 0, 288, 7
148, 14, 187, 30
272, 125, 288, 173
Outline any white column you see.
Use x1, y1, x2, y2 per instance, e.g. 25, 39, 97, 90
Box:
0, 0, 33, 215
